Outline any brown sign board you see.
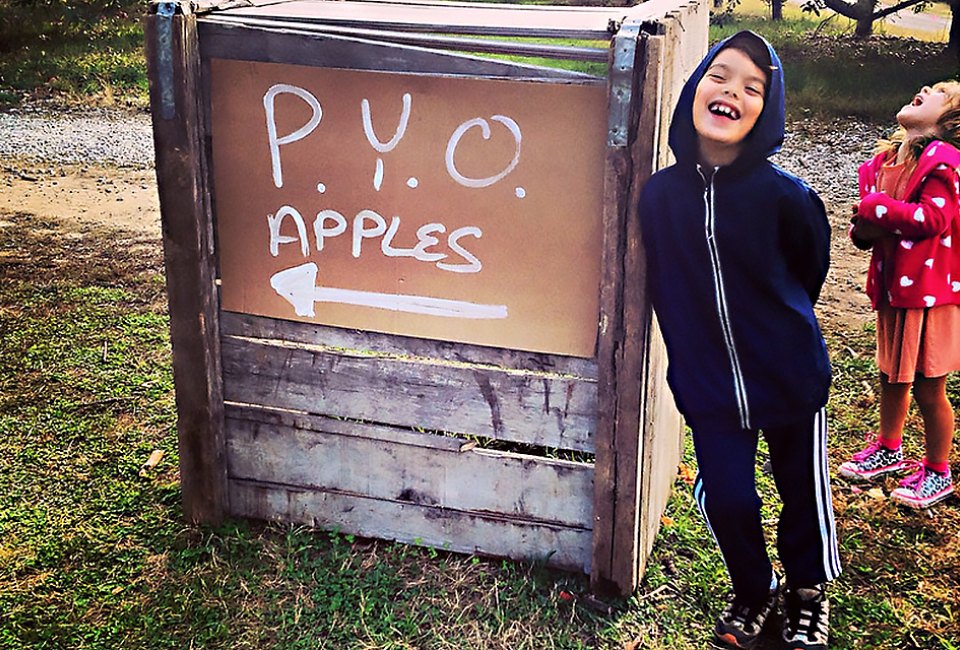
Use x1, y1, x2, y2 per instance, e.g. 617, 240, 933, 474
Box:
209, 58, 607, 357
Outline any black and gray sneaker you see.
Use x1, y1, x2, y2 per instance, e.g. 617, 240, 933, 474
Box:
782, 583, 829, 650
714, 582, 779, 649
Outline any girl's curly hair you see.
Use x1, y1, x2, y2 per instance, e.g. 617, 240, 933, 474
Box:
876, 81, 960, 161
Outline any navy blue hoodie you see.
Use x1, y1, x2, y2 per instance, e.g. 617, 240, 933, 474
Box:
639, 32, 831, 431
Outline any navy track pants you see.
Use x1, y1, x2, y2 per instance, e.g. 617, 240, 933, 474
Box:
691, 407, 841, 604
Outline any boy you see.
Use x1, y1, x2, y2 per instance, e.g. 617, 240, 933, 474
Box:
638, 31, 841, 650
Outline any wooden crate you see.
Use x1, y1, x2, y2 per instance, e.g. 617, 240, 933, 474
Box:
145, 0, 707, 595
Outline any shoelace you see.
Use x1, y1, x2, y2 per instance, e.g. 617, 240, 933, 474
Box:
785, 589, 828, 641
731, 605, 750, 626
850, 436, 883, 462
722, 599, 752, 625
723, 598, 767, 629
898, 462, 927, 490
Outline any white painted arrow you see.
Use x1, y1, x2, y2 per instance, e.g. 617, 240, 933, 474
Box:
269, 263, 508, 320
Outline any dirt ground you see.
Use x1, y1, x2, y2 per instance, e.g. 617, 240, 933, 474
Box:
0, 161, 160, 238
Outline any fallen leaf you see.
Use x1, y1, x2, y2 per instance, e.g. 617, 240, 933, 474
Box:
660, 515, 675, 527
139, 449, 164, 476
677, 463, 696, 485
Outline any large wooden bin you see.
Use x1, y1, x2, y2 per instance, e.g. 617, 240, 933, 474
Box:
145, 0, 707, 595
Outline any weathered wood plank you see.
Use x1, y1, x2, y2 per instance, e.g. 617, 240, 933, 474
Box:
224, 404, 594, 528
212, 0, 625, 40
591, 80, 628, 594
204, 15, 609, 63
636, 7, 705, 567
221, 312, 599, 381
639, 314, 684, 561
225, 402, 472, 452
197, 20, 601, 79
221, 334, 598, 452
145, 2, 228, 523
606, 32, 662, 595
230, 478, 593, 573
591, 25, 646, 596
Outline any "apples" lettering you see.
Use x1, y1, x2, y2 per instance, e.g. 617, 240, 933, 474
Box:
267, 205, 482, 274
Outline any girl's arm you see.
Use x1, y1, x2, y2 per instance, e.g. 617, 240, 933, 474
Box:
856, 173, 958, 240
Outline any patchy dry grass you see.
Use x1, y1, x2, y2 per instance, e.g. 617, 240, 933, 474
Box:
2, 199, 959, 649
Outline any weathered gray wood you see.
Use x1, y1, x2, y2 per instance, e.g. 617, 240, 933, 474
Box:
221, 312, 599, 381
221, 334, 598, 452
145, 2, 228, 523
197, 20, 601, 79
639, 313, 684, 561
213, 0, 626, 40
149, 0, 706, 589
224, 403, 594, 528
591, 25, 647, 597
230, 478, 593, 572
226, 402, 473, 452
636, 7, 705, 567
205, 15, 609, 62
605, 32, 662, 595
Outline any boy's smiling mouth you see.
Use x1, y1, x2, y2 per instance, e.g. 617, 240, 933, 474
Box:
709, 101, 741, 120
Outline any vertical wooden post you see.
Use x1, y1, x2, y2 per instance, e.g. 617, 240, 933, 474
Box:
592, 24, 648, 596
630, 37, 671, 573
593, 27, 669, 596
145, 0, 228, 523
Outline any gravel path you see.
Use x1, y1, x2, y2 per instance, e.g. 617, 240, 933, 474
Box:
0, 106, 155, 169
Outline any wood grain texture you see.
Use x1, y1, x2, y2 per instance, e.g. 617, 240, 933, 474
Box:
230, 478, 593, 572
221, 334, 598, 452
224, 403, 594, 528
197, 20, 600, 78
146, 5, 228, 523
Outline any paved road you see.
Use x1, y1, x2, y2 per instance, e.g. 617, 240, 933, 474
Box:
787, 0, 950, 39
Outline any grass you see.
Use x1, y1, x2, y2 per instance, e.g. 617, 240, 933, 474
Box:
710, 13, 957, 121
1, 0, 956, 118
2, 210, 959, 648
0, 4, 147, 108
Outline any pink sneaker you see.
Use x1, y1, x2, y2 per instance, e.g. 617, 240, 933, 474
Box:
838, 434, 913, 481
890, 463, 954, 509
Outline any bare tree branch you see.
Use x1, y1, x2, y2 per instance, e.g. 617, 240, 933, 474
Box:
874, 0, 930, 20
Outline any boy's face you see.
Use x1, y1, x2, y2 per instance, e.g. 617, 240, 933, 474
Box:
692, 47, 767, 165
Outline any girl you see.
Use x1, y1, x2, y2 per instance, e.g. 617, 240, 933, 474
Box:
840, 81, 960, 509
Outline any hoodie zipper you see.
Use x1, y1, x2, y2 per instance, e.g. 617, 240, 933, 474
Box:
699, 165, 751, 430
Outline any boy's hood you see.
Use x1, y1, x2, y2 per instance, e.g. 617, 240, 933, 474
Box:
668, 31, 786, 169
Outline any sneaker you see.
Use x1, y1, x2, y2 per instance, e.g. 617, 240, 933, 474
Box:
890, 463, 954, 509
782, 583, 829, 650
838, 434, 912, 481
714, 581, 779, 649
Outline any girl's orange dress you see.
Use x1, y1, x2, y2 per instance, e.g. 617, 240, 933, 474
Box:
874, 159, 960, 383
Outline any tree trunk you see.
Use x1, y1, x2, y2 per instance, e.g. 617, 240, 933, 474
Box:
854, 0, 875, 38
772, 0, 783, 20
